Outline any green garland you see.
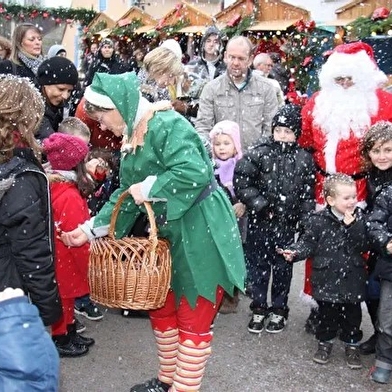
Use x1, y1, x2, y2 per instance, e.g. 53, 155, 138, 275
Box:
111, 19, 144, 37
0, 3, 97, 26
222, 15, 254, 38
348, 15, 392, 39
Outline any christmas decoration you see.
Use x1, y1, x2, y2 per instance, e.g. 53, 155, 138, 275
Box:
0, 3, 96, 26
111, 19, 143, 37
347, 8, 392, 40
283, 20, 334, 96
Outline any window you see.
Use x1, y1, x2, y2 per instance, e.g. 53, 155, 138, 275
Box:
98, 0, 107, 11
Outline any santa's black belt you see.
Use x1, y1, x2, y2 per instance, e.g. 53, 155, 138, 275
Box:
315, 165, 366, 181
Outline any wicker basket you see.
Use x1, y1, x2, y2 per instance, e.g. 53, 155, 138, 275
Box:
89, 192, 172, 310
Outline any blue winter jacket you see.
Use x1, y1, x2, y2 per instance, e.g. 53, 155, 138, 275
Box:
0, 296, 59, 392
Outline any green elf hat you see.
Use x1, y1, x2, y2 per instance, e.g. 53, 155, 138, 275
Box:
84, 71, 140, 130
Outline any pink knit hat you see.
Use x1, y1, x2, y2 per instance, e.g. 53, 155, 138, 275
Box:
43, 133, 89, 170
209, 120, 243, 159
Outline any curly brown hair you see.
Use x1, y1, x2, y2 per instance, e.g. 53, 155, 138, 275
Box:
0, 75, 44, 163
0, 36, 11, 59
361, 121, 392, 172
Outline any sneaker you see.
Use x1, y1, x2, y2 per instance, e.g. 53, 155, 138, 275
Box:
74, 302, 103, 321
75, 317, 86, 334
130, 377, 171, 392
313, 341, 333, 365
247, 308, 269, 334
345, 345, 362, 369
359, 333, 377, 355
265, 313, 286, 333
370, 366, 392, 384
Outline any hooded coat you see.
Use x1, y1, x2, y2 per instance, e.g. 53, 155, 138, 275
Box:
0, 296, 59, 391
0, 148, 61, 325
89, 72, 246, 307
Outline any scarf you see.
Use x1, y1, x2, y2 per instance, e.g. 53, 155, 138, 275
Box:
214, 157, 237, 196
18, 51, 44, 75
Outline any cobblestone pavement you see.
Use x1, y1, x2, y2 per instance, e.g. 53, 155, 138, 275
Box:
59, 263, 390, 392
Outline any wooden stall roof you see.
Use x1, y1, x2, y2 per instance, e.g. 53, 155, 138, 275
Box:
215, 0, 310, 25
335, 0, 392, 19
116, 7, 157, 27
87, 12, 116, 30
246, 19, 299, 31
320, 18, 357, 27
159, 0, 214, 27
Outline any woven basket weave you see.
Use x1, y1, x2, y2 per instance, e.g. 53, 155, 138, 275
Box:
89, 192, 171, 310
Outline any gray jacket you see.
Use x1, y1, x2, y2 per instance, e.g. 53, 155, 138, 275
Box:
195, 70, 279, 150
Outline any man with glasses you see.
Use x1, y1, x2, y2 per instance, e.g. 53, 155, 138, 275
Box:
253, 53, 284, 106
195, 35, 278, 151
298, 41, 392, 343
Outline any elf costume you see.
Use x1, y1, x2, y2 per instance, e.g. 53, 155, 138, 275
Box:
83, 72, 246, 392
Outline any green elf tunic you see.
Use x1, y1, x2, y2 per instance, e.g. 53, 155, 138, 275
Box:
90, 72, 246, 308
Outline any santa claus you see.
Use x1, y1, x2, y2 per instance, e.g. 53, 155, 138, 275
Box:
300, 41, 392, 207
298, 41, 392, 330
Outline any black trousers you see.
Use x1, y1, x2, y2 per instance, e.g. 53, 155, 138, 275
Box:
316, 301, 363, 344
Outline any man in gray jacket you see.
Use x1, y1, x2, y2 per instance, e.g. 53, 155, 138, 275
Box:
195, 35, 279, 150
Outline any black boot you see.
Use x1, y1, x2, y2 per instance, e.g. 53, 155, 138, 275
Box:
359, 333, 377, 355
52, 334, 89, 357
305, 307, 319, 334
67, 323, 95, 347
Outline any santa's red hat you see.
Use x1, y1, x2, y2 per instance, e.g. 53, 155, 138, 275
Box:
319, 41, 387, 90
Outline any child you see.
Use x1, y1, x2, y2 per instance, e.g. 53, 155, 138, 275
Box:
43, 133, 96, 357
210, 120, 246, 314
57, 117, 105, 323
359, 121, 392, 356
279, 173, 368, 369
58, 116, 91, 143
365, 122, 392, 384
234, 104, 315, 333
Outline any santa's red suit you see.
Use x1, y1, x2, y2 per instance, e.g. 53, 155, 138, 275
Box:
298, 41, 392, 299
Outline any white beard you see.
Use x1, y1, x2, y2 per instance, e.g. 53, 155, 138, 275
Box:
313, 84, 379, 173
313, 83, 378, 140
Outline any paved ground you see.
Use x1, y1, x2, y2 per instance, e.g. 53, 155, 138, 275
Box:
59, 262, 390, 392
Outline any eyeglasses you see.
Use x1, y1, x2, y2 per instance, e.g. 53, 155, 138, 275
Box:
334, 76, 353, 84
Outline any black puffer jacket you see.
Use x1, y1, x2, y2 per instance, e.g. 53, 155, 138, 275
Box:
35, 102, 64, 142
366, 184, 392, 282
234, 136, 315, 228
84, 53, 130, 87
0, 149, 61, 325
290, 207, 369, 303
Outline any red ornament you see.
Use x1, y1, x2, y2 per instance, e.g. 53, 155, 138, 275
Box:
66, 19, 73, 24
227, 14, 241, 28
371, 7, 390, 21
42, 12, 49, 19
0, 7, 5, 14
30, 10, 39, 19
55, 18, 62, 24
302, 56, 313, 67
5, 14, 11, 21
19, 14, 25, 20
155, 18, 167, 31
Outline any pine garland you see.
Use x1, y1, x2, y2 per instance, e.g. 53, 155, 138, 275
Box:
0, 3, 97, 26
347, 15, 392, 40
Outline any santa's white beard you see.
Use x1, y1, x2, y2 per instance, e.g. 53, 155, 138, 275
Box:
313, 83, 378, 140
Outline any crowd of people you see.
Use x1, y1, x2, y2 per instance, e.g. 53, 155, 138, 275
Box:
1, 20, 392, 391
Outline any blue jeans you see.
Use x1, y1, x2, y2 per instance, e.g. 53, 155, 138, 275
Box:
376, 280, 392, 369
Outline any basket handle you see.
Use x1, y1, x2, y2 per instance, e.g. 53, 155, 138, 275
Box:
109, 191, 159, 246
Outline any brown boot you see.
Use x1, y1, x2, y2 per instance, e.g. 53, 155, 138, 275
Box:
219, 289, 239, 314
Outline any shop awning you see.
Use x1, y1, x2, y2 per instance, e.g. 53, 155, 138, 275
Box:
178, 25, 208, 34
95, 28, 112, 37
134, 25, 156, 34
246, 19, 299, 31
320, 18, 356, 27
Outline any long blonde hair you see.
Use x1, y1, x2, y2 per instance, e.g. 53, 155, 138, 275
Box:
0, 75, 44, 163
10, 23, 42, 64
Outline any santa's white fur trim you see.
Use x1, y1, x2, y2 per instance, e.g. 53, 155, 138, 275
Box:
319, 50, 387, 90
299, 291, 318, 308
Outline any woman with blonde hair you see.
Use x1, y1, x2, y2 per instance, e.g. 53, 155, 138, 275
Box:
0, 23, 44, 85
0, 75, 61, 328
0, 36, 11, 60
